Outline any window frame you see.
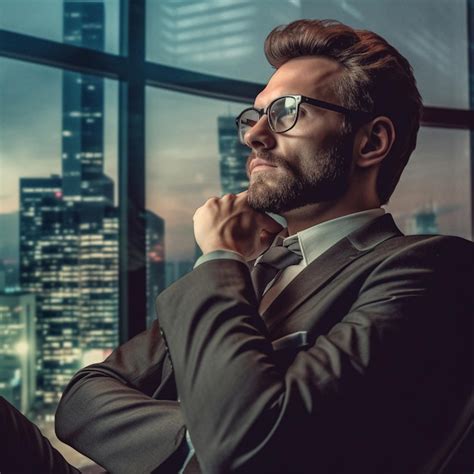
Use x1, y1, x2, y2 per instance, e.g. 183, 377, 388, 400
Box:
0, 0, 473, 340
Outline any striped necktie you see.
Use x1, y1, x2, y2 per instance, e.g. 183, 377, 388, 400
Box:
251, 237, 302, 301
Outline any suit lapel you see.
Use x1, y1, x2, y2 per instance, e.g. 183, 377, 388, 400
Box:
261, 213, 403, 332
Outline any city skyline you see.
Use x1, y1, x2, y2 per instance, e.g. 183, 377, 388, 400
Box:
0, 1, 471, 469
17, 0, 121, 410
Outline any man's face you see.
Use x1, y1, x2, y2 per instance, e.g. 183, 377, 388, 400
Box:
245, 56, 355, 214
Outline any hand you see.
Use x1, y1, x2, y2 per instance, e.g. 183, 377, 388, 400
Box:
193, 191, 284, 260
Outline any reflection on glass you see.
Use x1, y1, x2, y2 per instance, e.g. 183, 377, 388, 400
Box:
146, 0, 300, 82
146, 0, 469, 109
0, 0, 120, 54
0, 47, 118, 474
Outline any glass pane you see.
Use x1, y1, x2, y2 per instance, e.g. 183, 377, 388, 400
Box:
385, 127, 471, 240
0, 0, 120, 55
146, 0, 300, 84
145, 87, 249, 325
0, 57, 118, 469
146, 0, 470, 109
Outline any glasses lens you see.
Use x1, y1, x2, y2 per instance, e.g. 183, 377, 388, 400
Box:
237, 108, 260, 144
269, 96, 297, 132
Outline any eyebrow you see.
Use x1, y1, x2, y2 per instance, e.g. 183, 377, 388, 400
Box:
253, 92, 288, 109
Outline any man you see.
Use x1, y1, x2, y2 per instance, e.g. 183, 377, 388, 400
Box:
55, 20, 473, 473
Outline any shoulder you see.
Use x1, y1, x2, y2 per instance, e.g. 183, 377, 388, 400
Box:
358, 234, 473, 295
374, 233, 473, 265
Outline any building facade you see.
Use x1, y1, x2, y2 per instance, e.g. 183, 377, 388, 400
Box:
18, 1, 120, 411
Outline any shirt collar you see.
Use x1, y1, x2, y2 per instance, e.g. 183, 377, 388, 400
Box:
281, 208, 386, 265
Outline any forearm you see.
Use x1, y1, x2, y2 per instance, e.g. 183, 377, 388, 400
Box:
55, 320, 187, 473
157, 259, 290, 472
56, 365, 186, 473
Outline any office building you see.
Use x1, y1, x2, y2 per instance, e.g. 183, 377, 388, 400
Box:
19, 1, 119, 410
218, 115, 249, 195
146, 210, 165, 327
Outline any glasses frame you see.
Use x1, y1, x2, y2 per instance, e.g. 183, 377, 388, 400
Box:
235, 94, 373, 142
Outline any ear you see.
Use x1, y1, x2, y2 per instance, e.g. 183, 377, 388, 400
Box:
354, 116, 396, 169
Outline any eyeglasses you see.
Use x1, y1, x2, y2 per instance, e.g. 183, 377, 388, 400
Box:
235, 94, 372, 145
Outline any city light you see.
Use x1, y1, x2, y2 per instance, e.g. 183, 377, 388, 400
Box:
15, 340, 29, 356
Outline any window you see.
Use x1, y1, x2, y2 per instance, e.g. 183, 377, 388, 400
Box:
146, 0, 471, 109
0, 57, 118, 469
145, 88, 247, 324
386, 127, 471, 238
0, 0, 472, 469
0, 0, 120, 54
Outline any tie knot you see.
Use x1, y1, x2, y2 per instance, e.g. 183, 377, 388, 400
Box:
251, 237, 302, 301
258, 237, 302, 269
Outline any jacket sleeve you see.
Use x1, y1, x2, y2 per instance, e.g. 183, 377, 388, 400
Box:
156, 236, 473, 473
55, 318, 187, 474
1, 396, 80, 474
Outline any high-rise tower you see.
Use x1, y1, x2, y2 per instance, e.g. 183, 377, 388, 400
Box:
19, 1, 119, 410
218, 115, 249, 195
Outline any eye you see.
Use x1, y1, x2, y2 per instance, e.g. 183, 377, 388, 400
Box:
298, 106, 309, 117
243, 118, 258, 127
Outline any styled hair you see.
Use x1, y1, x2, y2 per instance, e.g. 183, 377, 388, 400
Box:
264, 19, 423, 205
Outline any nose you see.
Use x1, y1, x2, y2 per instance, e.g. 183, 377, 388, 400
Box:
244, 115, 276, 151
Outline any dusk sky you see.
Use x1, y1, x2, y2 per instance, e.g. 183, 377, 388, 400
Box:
1, 0, 472, 261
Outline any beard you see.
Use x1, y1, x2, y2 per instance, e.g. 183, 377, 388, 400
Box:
247, 129, 354, 214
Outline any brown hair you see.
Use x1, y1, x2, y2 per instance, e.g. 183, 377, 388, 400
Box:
264, 19, 423, 205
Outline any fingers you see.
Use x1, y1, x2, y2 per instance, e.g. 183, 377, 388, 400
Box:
196, 192, 283, 237
195, 195, 233, 219
235, 191, 283, 234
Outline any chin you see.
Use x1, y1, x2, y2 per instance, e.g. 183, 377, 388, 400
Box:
248, 185, 297, 214
248, 180, 350, 214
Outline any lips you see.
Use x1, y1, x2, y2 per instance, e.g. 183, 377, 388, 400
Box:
249, 158, 278, 174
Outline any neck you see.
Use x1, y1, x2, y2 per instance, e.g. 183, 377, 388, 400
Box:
282, 194, 380, 235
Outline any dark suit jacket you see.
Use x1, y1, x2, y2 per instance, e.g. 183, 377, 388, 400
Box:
55, 214, 473, 474
0, 396, 80, 473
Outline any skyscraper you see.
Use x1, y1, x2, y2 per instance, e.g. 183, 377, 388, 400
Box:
146, 210, 165, 327
406, 205, 439, 235
218, 115, 249, 195
62, 0, 119, 395
19, 176, 79, 407
19, 1, 119, 411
